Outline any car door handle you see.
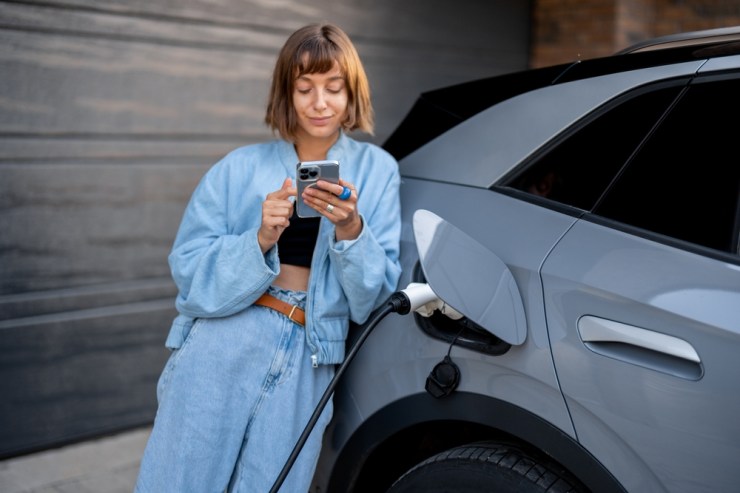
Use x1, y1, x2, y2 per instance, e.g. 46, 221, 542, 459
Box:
577, 315, 702, 379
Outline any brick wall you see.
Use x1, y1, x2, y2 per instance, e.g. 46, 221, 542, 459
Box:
531, 0, 740, 68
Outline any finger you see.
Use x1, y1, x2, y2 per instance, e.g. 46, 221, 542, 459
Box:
312, 180, 355, 202
336, 179, 356, 201
312, 179, 335, 193
270, 177, 296, 200
263, 197, 293, 217
338, 178, 355, 190
301, 192, 329, 215
264, 179, 295, 218
264, 197, 293, 215
337, 185, 353, 201
302, 184, 331, 204
282, 177, 297, 196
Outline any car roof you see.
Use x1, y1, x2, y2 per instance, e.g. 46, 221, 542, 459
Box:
617, 25, 740, 54
384, 26, 740, 165
397, 60, 705, 188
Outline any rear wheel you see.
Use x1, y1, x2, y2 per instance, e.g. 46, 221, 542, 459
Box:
386, 442, 586, 493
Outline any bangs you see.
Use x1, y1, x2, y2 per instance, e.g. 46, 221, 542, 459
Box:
294, 40, 344, 76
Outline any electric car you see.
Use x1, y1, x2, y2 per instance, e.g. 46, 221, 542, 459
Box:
311, 27, 740, 492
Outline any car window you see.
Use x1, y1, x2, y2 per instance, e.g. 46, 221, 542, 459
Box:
505, 73, 740, 255
594, 74, 740, 254
505, 82, 685, 210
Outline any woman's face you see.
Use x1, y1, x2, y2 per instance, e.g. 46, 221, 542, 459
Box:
293, 60, 348, 143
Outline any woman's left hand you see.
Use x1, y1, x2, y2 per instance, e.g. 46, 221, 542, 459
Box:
302, 178, 361, 240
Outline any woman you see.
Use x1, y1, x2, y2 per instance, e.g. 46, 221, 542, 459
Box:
135, 23, 402, 492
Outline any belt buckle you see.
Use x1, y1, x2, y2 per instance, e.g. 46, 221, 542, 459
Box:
288, 304, 298, 322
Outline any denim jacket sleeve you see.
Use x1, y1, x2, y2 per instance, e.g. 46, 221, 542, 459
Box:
167, 159, 278, 319
327, 154, 402, 324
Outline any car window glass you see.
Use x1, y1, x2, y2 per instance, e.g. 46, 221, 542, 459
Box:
505, 83, 684, 210
594, 75, 740, 254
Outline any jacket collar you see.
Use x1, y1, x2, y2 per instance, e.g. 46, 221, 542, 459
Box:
278, 132, 348, 169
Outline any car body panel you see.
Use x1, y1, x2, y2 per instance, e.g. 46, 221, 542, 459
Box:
544, 219, 740, 492
399, 61, 704, 188
413, 209, 528, 345
312, 180, 583, 489
699, 52, 740, 71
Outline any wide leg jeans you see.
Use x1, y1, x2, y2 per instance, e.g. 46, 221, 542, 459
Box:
135, 287, 334, 493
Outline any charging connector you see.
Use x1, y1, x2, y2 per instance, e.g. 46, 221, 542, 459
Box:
398, 282, 464, 320
390, 282, 438, 314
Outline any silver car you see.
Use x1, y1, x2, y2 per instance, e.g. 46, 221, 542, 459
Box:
311, 27, 740, 493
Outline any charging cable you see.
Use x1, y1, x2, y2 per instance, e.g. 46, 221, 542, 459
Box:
268, 282, 446, 493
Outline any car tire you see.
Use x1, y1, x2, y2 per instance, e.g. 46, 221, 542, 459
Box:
386, 442, 585, 493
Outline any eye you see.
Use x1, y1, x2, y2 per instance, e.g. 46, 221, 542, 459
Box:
296, 86, 311, 94
326, 83, 345, 94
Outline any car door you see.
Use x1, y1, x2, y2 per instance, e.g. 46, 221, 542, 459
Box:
542, 67, 740, 492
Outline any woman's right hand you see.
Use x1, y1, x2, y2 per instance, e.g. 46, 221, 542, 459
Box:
257, 177, 296, 253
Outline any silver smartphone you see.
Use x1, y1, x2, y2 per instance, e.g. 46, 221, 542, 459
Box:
295, 160, 340, 218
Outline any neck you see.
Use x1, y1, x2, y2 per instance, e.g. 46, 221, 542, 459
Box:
294, 132, 340, 161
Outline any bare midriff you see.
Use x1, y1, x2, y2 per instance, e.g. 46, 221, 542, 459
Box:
273, 263, 311, 292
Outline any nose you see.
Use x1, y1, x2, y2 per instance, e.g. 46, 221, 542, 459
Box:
313, 91, 327, 111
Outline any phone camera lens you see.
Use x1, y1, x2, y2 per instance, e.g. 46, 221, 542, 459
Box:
309, 170, 318, 177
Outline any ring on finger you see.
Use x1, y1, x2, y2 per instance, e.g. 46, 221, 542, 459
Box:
326, 203, 335, 213
338, 186, 352, 200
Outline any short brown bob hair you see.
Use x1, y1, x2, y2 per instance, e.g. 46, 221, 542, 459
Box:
265, 23, 374, 141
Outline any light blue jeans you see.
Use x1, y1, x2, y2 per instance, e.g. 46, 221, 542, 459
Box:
135, 287, 335, 493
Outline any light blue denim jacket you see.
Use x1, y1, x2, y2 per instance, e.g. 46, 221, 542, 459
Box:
164, 132, 402, 366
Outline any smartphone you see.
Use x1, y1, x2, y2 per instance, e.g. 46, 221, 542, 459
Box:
296, 160, 340, 218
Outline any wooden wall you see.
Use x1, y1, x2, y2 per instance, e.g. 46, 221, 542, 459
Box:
0, 0, 531, 457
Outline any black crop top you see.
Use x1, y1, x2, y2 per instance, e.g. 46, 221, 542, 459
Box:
276, 209, 320, 267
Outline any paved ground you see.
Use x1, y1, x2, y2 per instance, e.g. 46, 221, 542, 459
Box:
0, 426, 151, 493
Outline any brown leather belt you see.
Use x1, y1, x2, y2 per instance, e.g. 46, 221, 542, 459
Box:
254, 293, 306, 327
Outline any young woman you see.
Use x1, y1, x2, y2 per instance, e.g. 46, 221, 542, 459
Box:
135, 23, 402, 492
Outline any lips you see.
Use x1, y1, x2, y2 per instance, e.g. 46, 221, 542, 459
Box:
309, 116, 332, 126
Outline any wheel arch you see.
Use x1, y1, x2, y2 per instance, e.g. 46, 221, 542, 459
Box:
325, 391, 625, 493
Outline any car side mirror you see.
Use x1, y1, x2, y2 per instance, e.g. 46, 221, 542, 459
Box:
413, 209, 527, 345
